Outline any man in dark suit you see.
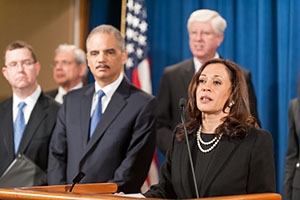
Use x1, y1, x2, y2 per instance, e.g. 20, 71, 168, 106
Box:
283, 95, 300, 200
46, 44, 88, 104
156, 9, 260, 155
0, 40, 60, 186
48, 25, 157, 193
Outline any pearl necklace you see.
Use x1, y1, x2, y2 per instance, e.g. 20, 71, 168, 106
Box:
196, 125, 223, 153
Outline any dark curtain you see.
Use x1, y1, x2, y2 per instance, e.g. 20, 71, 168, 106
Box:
89, 0, 300, 194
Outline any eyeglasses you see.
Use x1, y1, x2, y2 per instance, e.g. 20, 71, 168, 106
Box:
51, 60, 75, 68
5, 60, 36, 69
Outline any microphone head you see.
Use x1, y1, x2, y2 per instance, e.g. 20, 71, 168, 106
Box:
179, 98, 186, 108
72, 172, 85, 184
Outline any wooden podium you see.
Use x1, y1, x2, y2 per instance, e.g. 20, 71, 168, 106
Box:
0, 183, 118, 199
0, 183, 282, 200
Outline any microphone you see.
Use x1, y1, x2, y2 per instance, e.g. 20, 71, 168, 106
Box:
69, 171, 85, 192
179, 98, 186, 109
179, 98, 199, 198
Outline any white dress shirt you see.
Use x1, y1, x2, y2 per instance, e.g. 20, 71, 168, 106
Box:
13, 85, 41, 124
55, 82, 84, 104
90, 73, 123, 116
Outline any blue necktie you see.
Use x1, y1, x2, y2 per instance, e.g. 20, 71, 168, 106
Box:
14, 102, 27, 154
89, 90, 105, 138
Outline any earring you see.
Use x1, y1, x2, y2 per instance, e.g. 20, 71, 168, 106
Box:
229, 102, 233, 108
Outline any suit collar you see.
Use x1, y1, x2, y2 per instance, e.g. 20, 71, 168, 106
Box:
176, 134, 237, 197
94, 73, 124, 100
182, 59, 195, 90
18, 92, 50, 153
80, 78, 130, 160
199, 137, 236, 196
80, 85, 95, 145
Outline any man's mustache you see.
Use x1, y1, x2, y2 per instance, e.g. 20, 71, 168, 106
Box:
95, 64, 110, 69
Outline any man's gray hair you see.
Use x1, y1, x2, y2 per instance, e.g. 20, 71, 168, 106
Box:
86, 24, 125, 51
187, 9, 227, 35
55, 44, 88, 75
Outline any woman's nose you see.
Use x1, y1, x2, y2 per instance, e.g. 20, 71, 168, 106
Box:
202, 87, 211, 92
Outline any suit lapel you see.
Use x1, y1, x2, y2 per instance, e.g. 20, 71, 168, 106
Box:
18, 93, 48, 153
199, 137, 236, 196
182, 59, 195, 90
81, 78, 129, 159
0, 99, 15, 155
180, 136, 198, 196
80, 86, 94, 145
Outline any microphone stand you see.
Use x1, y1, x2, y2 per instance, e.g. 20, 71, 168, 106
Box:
179, 98, 199, 198
69, 171, 85, 192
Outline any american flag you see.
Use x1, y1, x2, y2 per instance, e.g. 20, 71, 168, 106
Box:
125, 0, 152, 94
124, 0, 158, 192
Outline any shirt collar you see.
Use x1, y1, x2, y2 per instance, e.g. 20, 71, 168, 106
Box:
94, 73, 123, 99
57, 82, 84, 96
193, 52, 220, 73
13, 85, 41, 109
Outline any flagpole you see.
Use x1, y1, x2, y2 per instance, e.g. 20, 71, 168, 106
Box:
120, 0, 127, 37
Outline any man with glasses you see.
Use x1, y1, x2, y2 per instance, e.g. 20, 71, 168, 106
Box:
156, 9, 260, 155
0, 40, 60, 186
46, 44, 88, 104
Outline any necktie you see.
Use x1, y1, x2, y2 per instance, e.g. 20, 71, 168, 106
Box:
14, 102, 27, 154
89, 90, 105, 138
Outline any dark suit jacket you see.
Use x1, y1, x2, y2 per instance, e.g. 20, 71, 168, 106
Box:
45, 89, 58, 99
283, 98, 300, 200
144, 127, 276, 199
156, 58, 260, 154
0, 92, 60, 185
48, 77, 157, 193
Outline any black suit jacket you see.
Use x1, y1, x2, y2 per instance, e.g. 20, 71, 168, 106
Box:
283, 98, 300, 200
45, 89, 58, 99
156, 58, 259, 154
0, 92, 60, 184
48, 77, 157, 193
144, 127, 276, 199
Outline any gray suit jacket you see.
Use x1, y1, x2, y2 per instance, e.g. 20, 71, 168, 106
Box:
0, 92, 60, 185
48, 77, 157, 193
156, 58, 259, 154
283, 98, 300, 200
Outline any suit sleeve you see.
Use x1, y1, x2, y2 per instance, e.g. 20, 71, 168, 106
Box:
244, 71, 260, 126
156, 70, 175, 155
283, 100, 299, 200
144, 131, 177, 199
110, 97, 157, 193
247, 129, 276, 193
47, 103, 67, 185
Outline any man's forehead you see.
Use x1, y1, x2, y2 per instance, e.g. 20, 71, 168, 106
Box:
55, 51, 75, 59
7, 48, 30, 54
88, 33, 118, 46
189, 21, 212, 29
5, 48, 32, 60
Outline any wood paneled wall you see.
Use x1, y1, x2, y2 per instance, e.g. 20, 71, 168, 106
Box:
0, 0, 88, 101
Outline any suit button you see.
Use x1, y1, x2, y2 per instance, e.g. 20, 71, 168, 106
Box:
296, 163, 300, 168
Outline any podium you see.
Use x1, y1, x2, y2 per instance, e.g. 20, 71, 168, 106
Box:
0, 183, 282, 200
0, 183, 118, 199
